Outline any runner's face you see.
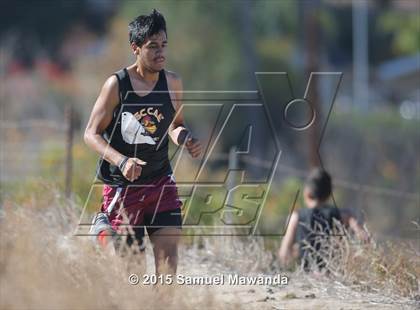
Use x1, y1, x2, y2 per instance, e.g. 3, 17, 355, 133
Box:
135, 31, 167, 72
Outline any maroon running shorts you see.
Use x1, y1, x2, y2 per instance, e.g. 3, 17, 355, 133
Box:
100, 174, 182, 235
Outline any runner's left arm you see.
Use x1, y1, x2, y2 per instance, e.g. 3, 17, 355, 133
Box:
348, 217, 370, 242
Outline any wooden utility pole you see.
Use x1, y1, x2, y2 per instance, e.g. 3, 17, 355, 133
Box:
304, 1, 322, 168
238, 0, 261, 179
353, 0, 369, 110
64, 103, 73, 199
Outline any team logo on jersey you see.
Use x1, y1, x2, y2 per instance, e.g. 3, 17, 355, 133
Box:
120, 107, 163, 145
140, 115, 157, 134
121, 112, 156, 145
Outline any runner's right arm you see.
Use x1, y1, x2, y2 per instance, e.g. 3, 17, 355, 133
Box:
84, 76, 145, 182
278, 211, 299, 267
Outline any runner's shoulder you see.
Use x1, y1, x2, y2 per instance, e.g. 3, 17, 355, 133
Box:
165, 70, 182, 93
164, 69, 182, 81
100, 75, 119, 98
103, 75, 119, 91
96, 75, 119, 109
165, 69, 182, 85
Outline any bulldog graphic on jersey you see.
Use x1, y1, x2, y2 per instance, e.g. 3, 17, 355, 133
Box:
121, 111, 156, 145
121, 108, 164, 145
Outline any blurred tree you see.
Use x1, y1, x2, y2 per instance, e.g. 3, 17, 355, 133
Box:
378, 10, 420, 55
0, 0, 118, 69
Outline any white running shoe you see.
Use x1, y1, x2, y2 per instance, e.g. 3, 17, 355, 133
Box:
89, 212, 115, 240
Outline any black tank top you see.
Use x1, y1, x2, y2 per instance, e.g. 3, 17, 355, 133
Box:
295, 205, 341, 269
96, 68, 175, 185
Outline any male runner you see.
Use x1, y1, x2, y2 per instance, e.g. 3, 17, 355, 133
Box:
84, 9, 202, 275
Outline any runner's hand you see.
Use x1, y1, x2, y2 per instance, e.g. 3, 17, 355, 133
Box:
186, 137, 202, 158
122, 158, 147, 182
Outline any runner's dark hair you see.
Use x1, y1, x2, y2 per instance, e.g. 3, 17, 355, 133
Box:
128, 9, 167, 46
305, 168, 332, 201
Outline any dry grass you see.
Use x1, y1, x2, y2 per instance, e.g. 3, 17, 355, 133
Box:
0, 185, 418, 309
0, 184, 254, 309
297, 220, 420, 300
0, 187, 200, 310
340, 236, 419, 298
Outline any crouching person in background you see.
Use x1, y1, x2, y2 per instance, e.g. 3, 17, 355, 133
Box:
278, 168, 369, 271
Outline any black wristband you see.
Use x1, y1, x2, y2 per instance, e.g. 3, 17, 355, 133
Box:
118, 156, 129, 172
177, 129, 191, 145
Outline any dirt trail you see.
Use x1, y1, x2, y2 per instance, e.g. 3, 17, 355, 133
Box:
142, 242, 415, 310
0, 203, 417, 310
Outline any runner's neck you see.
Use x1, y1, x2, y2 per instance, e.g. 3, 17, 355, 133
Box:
131, 62, 160, 84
